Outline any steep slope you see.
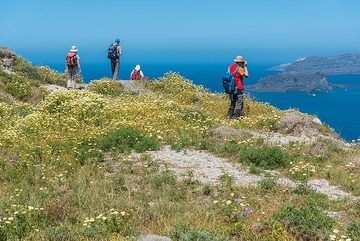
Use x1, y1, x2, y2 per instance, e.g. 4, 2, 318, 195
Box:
0, 46, 67, 104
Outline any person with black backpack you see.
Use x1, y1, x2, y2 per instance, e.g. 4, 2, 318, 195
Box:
107, 39, 122, 80
65, 46, 81, 89
222, 56, 249, 119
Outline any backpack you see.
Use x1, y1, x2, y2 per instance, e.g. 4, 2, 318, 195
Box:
222, 65, 239, 94
66, 52, 78, 68
107, 44, 119, 60
131, 69, 142, 80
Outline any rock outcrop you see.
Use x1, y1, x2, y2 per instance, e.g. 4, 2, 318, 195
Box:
0, 47, 16, 71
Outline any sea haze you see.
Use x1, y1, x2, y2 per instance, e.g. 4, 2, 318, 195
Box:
46, 61, 360, 142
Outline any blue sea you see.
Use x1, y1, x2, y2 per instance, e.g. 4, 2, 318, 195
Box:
47, 61, 360, 142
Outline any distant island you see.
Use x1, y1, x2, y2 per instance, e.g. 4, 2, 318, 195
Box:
250, 53, 360, 92
270, 53, 360, 75
248, 72, 332, 93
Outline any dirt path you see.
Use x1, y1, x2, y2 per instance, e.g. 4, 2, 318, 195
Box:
137, 146, 355, 200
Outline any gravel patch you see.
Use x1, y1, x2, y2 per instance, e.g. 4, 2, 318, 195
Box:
142, 146, 355, 200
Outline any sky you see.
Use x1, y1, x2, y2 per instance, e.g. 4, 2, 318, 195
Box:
1, 0, 360, 64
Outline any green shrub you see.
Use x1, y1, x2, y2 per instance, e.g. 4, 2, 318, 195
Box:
99, 128, 159, 153
258, 178, 277, 193
88, 79, 125, 96
150, 171, 177, 187
37, 66, 67, 86
293, 183, 316, 196
272, 204, 334, 240
13, 58, 41, 80
170, 224, 230, 241
240, 146, 291, 169
4, 74, 31, 100
222, 139, 241, 155
347, 222, 360, 240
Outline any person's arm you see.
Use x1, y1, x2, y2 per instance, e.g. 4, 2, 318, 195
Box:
130, 69, 134, 79
76, 55, 81, 71
242, 61, 249, 78
118, 45, 122, 56
243, 66, 249, 78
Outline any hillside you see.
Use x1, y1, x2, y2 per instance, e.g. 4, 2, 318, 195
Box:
0, 46, 67, 104
248, 72, 332, 93
0, 48, 359, 241
270, 54, 360, 75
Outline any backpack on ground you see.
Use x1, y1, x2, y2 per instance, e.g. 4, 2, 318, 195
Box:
131, 69, 142, 80
222, 66, 239, 94
107, 44, 118, 60
66, 52, 78, 68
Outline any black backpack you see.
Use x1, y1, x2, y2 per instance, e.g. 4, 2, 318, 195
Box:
107, 44, 118, 60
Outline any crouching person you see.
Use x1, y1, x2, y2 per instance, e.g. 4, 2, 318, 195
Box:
130, 64, 144, 80
65, 46, 81, 89
223, 56, 249, 119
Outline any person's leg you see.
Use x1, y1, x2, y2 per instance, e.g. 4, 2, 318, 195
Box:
113, 60, 119, 80
227, 93, 237, 119
234, 90, 244, 118
66, 67, 71, 89
67, 67, 75, 89
111, 60, 115, 75
70, 67, 77, 89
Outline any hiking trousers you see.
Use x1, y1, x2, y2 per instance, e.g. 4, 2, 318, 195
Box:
111, 59, 120, 80
228, 90, 244, 119
67, 66, 77, 89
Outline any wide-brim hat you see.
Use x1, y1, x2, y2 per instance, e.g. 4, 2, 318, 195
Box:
234, 56, 245, 63
70, 46, 78, 52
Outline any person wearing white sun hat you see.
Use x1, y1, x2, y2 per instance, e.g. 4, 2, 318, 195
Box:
65, 45, 81, 89
223, 55, 249, 119
130, 64, 144, 80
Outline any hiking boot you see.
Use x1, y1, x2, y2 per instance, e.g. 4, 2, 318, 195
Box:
234, 109, 243, 119
227, 107, 234, 119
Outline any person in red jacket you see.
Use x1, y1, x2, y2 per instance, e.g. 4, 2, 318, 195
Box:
227, 56, 249, 118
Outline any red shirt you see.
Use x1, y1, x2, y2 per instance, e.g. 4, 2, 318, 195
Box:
229, 63, 246, 90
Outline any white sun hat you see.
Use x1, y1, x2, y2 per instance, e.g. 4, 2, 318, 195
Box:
70, 46, 78, 52
135, 64, 141, 70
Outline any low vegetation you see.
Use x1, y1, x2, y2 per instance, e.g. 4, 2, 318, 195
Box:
0, 51, 359, 240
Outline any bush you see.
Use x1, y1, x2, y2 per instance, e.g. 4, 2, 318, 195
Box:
88, 79, 125, 96
258, 178, 277, 193
4, 74, 31, 100
272, 204, 334, 240
347, 222, 360, 240
170, 224, 230, 241
240, 146, 291, 169
37, 66, 67, 86
99, 128, 160, 153
150, 171, 177, 187
12, 58, 41, 80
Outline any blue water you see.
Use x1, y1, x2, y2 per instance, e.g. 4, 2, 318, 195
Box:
46, 61, 360, 142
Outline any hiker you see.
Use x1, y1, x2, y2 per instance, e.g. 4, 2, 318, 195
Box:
107, 39, 122, 80
65, 46, 81, 89
223, 56, 249, 119
130, 64, 144, 80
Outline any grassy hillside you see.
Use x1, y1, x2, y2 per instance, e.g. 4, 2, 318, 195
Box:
0, 46, 67, 104
0, 52, 359, 240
